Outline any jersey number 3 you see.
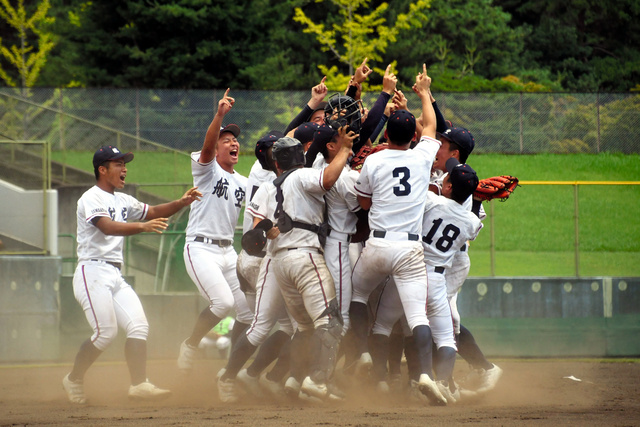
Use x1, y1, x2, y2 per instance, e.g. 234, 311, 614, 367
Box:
423, 218, 461, 252
392, 167, 411, 196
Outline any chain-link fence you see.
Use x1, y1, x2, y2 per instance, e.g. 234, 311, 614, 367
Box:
1, 88, 638, 154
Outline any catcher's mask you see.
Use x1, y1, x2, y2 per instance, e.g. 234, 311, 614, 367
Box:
272, 136, 305, 171
324, 94, 364, 134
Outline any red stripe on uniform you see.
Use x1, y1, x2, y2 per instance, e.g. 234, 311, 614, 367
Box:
247, 258, 271, 336
81, 265, 101, 344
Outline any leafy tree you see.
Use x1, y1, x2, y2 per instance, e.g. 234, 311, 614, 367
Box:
293, 0, 431, 90
0, 0, 55, 87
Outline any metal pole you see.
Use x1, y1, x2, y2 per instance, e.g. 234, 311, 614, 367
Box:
574, 183, 580, 277
59, 90, 66, 181
596, 92, 601, 153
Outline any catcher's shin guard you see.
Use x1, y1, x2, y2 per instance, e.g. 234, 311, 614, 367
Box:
310, 299, 344, 383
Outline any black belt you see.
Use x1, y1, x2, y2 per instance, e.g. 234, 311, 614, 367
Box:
194, 236, 233, 247
287, 247, 323, 254
435, 266, 445, 274
90, 259, 122, 270
373, 230, 419, 241
460, 244, 467, 252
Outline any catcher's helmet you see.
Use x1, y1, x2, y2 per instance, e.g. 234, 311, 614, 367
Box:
324, 94, 363, 134
272, 136, 305, 171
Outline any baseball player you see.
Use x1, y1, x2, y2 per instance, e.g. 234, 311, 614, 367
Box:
268, 130, 355, 402
284, 76, 329, 135
63, 145, 201, 404
350, 65, 447, 405
217, 144, 295, 403
178, 89, 254, 375
431, 126, 503, 395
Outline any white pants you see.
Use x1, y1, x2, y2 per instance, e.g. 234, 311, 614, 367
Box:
351, 237, 428, 331
184, 242, 253, 324
245, 256, 295, 347
425, 265, 456, 350
73, 261, 148, 351
324, 235, 353, 333
272, 249, 336, 332
445, 250, 471, 335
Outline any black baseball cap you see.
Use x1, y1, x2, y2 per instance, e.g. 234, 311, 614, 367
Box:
93, 145, 134, 170
294, 122, 320, 145
220, 124, 240, 137
241, 219, 273, 256
439, 127, 475, 158
446, 157, 479, 200
313, 124, 337, 147
386, 110, 416, 144
255, 130, 284, 170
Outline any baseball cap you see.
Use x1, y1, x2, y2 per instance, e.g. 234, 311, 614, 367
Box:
438, 127, 475, 158
446, 157, 479, 200
93, 145, 134, 170
220, 124, 240, 137
241, 218, 273, 256
294, 122, 320, 145
386, 110, 416, 144
313, 124, 337, 147
255, 130, 284, 170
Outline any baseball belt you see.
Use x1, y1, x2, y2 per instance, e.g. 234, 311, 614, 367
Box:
90, 259, 122, 270
193, 236, 233, 247
372, 230, 420, 241
327, 229, 352, 243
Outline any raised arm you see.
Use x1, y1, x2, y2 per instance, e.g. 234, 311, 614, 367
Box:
284, 76, 328, 134
413, 64, 436, 139
322, 126, 356, 190
200, 89, 234, 164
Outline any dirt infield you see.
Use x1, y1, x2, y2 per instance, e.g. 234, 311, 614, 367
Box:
1, 358, 638, 426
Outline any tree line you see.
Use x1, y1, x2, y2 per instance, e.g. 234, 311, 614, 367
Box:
1, 0, 639, 92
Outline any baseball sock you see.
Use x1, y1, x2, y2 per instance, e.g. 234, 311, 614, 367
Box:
230, 321, 251, 346
247, 330, 290, 377
69, 338, 102, 382
186, 308, 220, 348
412, 325, 435, 380
349, 301, 370, 355
266, 338, 291, 382
289, 329, 313, 382
456, 325, 493, 370
387, 331, 404, 378
403, 335, 421, 382
369, 333, 390, 382
223, 334, 257, 380
434, 346, 457, 382
125, 338, 147, 385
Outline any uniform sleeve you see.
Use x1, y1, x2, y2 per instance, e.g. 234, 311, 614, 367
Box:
121, 193, 149, 221
413, 136, 441, 164
468, 216, 484, 241
80, 190, 110, 224
190, 151, 216, 190
247, 182, 269, 221
301, 168, 328, 195
354, 160, 372, 198
341, 170, 362, 212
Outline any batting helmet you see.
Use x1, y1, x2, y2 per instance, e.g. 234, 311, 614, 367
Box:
272, 137, 305, 171
324, 93, 363, 134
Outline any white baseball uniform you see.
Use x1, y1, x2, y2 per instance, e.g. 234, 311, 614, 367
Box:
73, 186, 150, 351
237, 159, 277, 307
243, 181, 295, 346
183, 152, 253, 324
312, 156, 361, 333
352, 135, 440, 331
270, 167, 336, 332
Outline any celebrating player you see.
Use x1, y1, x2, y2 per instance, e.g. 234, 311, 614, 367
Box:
63, 145, 201, 404
178, 89, 254, 376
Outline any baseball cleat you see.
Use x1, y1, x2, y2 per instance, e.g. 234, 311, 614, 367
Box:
301, 376, 328, 400
376, 380, 390, 394
436, 380, 457, 404
177, 339, 198, 373
259, 372, 287, 401
217, 377, 239, 403
128, 381, 171, 401
284, 376, 301, 399
354, 352, 373, 378
475, 364, 503, 393
409, 379, 429, 403
418, 373, 448, 406
62, 373, 87, 404
237, 369, 262, 397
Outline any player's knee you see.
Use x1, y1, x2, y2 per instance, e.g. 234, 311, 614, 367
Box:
93, 325, 118, 350
126, 319, 149, 341
371, 322, 393, 337
209, 299, 233, 319
246, 325, 271, 347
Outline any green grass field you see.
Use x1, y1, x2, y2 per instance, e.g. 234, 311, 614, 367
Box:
52, 151, 640, 277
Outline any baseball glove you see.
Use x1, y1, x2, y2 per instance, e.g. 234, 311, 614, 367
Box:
474, 175, 519, 202
350, 143, 388, 171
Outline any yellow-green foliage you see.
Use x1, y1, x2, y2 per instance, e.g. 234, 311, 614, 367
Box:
294, 0, 430, 91
0, 0, 55, 87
